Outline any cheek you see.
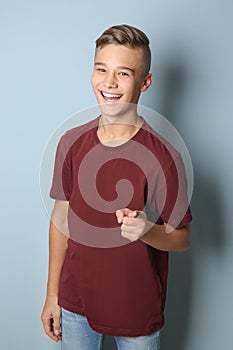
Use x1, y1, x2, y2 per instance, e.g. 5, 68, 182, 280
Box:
91, 72, 100, 87
121, 81, 135, 93
124, 79, 142, 93
128, 85, 141, 97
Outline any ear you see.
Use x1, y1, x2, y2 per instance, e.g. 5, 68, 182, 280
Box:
140, 73, 152, 92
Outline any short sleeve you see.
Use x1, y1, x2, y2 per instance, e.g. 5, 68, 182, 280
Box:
50, 135, 73, 201
156, 155, 192, 228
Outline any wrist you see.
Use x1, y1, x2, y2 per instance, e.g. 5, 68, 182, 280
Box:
46, 292, 58, 299
142, 220, 154, 237
45, 294, 59, 305
46, 287, 59, 299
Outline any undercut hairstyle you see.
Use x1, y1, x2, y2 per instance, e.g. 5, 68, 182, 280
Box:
95, 24, 151, 76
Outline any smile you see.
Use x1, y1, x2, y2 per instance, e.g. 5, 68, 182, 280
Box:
100, 91, 122, 102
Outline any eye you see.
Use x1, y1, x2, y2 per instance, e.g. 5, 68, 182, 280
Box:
119, 71, 129, 77
96, 68, 106, 73
95, 67, 106, 73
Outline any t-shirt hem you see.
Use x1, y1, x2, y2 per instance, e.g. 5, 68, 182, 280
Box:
50, 191, 70, 201
87, 319, 164, 337
58, 298, 85, 316
58, 298, 164, 337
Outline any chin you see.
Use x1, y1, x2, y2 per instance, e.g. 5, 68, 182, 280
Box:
99, 101, 137, 120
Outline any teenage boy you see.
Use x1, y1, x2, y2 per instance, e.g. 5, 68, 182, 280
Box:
41, 24, 192, 350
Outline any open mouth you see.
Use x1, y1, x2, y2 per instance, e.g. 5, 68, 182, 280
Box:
100, 91, 122, 103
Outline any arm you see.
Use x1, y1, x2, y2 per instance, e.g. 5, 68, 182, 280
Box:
140, 222, 191, 252
116, 208, 191, 252
41, 200, 69, 342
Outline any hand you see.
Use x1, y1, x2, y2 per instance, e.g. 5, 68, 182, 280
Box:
41, 296, 62, 342
116, 208, 149, 242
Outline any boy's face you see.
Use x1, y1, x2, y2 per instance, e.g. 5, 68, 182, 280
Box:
91, 44, 152, 107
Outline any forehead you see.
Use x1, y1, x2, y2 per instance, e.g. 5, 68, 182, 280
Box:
95, 44, 143, 68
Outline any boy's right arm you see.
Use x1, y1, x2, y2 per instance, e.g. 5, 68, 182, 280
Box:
41, 200, 69, 342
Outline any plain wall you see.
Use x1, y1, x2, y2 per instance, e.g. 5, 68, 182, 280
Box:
1, 1, 233, 349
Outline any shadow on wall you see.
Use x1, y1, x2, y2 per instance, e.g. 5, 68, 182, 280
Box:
161, 172, 225, 350
155, 56, 225, 350
155, 55, 193, 350
102, 335, 117, 349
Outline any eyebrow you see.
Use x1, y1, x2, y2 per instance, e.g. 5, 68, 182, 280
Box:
94, 62, 135, 74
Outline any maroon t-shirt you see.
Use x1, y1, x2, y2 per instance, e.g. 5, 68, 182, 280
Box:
50, 116, 192, 336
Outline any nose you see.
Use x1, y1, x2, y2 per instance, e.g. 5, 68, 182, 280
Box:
103, 72, 118, 89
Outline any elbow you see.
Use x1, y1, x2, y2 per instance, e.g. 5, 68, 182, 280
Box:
172, 228, 191, 252
174, 241, 191, 252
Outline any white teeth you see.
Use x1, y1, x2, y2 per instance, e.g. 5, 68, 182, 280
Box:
102, 92, 121, 98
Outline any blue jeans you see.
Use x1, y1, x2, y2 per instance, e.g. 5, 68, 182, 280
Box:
61, 308, 160, 350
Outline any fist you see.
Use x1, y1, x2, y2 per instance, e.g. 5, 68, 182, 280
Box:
116, 208, 149, 242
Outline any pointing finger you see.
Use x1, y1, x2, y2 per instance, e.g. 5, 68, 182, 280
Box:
127, 210, 138, 218
116, 210, 124, 223
116, 208, 134, 223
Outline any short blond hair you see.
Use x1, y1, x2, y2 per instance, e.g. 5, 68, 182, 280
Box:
95, 24, 151, 76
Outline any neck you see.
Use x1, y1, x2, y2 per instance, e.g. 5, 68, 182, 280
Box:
100, 102, 139, 124
97, 110, 143, 146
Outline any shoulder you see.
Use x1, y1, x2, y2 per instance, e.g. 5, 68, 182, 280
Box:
63, 116, 99, 140
58, 116, 99, 150
139, 119, 181, 171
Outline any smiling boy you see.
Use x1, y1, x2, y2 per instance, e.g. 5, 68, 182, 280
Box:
41, 24, 192, 350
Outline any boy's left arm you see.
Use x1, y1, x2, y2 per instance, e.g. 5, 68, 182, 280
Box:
116, 208, 191, 252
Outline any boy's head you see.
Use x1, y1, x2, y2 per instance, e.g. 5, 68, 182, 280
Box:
95, 24, 151, 77
92, 24, 152, 107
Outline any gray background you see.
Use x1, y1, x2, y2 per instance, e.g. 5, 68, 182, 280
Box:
1, 0, 233, 349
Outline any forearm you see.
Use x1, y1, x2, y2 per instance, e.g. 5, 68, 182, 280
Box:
140, 222, 191, 252
46, 220, 68, 297
42, 205, 68, 342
